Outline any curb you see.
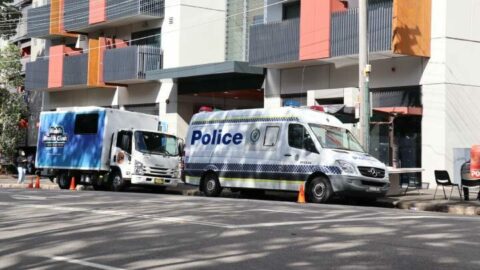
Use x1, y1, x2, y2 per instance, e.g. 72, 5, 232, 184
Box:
396, 200, 480, 216
0, 183, 59, 190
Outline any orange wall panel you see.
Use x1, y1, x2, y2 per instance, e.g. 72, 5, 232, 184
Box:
48, 45, 65, 88
89, 0, 106, 24
299, 0, 346, 61
49, 0, 60, 35
392, 0, 432, 57
87, 39, 101, 87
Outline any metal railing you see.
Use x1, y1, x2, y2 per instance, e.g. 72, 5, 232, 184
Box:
107, 0, 164, 21
25, 59, 49, 91
248, 18, 300, 66
104, 45, 162, 82
331, 0, 393, 57
63, 54, 88, 86
26, 4, 50, 38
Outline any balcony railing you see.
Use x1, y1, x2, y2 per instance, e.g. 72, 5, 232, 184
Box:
249, 18, 300, 66
331, 0, 393, 57
25, 59, 49, 90
63, 54, 88, 86
64, 0, 164, 33
104, 45, 162, 83
26, 4, 50, 38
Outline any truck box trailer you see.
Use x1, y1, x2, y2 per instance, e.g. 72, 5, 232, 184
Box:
36, 107, 183, 191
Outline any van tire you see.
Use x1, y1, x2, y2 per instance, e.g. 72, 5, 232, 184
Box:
202, 173, 222, 197
307, 177, 333, 203
110, 171, 127, 192
57, 173, 70, 189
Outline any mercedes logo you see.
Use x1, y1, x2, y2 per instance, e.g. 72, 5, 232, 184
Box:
368, 168, 379, 177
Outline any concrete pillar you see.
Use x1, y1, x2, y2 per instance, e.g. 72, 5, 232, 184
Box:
158, 79, 182, 136
264, 69, 282, 108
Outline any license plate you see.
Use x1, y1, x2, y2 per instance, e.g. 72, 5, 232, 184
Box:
154, 178, 164, 185
367, 187, 380, 192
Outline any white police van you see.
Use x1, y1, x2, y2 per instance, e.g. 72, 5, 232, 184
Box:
184, 107, 390, 203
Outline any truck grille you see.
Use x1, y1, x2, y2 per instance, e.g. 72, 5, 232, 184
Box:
361, 180, 387, 187
358, 167, 385, 179
144, 166, 176, 179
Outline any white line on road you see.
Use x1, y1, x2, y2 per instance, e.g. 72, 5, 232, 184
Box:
49, 256, 126, 270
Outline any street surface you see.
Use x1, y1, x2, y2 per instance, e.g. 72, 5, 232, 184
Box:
1, 188, 480, 270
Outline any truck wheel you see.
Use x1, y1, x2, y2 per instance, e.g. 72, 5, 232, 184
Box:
307, 177, 333, 203
110, 171, 127, 192
57, 174, 70, 190
202, 173, 222, 197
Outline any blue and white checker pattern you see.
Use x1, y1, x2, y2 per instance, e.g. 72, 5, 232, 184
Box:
185, 163, 342, 175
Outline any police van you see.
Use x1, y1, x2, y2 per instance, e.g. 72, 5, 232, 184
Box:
184, 107, 390, 203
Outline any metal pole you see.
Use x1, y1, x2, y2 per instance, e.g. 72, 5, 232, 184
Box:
359, 0, 370, 152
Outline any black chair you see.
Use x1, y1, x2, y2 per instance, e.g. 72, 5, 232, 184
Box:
434, 170, 462, 200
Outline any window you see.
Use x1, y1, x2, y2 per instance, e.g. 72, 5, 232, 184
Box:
264, 126, 280, 147
74, 113, 99, 134
134, 131, 179, 156
283, 1, 301, 20
309, 124, 364, 152
288, 124, 318, 153
116, 131, 132, 154
131, 28, 161, 47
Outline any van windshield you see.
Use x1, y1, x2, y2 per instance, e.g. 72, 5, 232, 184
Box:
134, 131, 179, 156
309, 124, 364, 152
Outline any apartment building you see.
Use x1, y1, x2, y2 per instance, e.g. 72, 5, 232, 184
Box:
249, 0, 480, 187
25, 0, 265, 142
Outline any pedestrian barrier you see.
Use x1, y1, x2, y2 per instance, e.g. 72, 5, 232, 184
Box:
69, 176, 76, 191
297, 183, 306, 204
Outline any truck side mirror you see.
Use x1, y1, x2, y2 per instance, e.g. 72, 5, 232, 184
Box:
178, 139, 185, 156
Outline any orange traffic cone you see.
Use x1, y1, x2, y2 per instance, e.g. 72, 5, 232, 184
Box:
34, 175, 41, 189
297, 183, 306, 204
69, 176, 76, 191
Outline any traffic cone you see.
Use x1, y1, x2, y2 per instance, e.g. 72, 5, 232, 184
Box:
69, 176, 76, 191
27, 176, 33, 189
297, 183, 306, 204
34, 175, 41, 189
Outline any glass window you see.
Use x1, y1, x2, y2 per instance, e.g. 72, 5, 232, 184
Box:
131, 28, 161, 47
288, 124, 318, 153
74, 113, 98, 134
134, 131, 179, 156
264, 126, 280, 147
283, 1, 301, 20
116, 131, 132, 154
309, 124, 364, 152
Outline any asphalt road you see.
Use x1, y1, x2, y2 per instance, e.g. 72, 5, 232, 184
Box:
1, 188, 480, 270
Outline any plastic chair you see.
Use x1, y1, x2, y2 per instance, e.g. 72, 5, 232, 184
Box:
434, 170, 462, 200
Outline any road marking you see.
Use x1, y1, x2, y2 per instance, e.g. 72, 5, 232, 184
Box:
49, 256, 126, 270
11, 195, 47, 200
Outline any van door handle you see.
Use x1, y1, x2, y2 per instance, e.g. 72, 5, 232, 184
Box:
284, 154, 292, 157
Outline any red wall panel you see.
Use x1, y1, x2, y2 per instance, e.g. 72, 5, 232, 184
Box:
48, 45, 65, 88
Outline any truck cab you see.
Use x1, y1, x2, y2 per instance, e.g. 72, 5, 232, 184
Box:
109, 129, 183, 191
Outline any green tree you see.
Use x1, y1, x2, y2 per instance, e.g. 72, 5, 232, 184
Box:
0, 44, 26, 162
0, 0, 21, 39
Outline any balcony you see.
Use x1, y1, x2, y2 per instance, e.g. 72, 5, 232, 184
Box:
25, 54, 88, 91
104, 45, 162, 84
26, 4, 50, 38
64, 0, 164, 33
331, 0, 393, 58
249, 18, 300, 67
25, 59, 49, 90
11, 8, 29, 41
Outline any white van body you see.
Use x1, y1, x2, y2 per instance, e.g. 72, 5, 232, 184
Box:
184, 107, 390, 202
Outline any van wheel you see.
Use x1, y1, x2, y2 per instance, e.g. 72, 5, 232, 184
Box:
57, 173, 70, 189
110, 171, 128, 192
202, 173, 222, 197
307, 177, 333, 203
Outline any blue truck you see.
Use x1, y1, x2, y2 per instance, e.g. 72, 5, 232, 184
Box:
36, 107, 183, 191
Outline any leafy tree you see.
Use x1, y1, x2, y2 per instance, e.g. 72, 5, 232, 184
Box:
0, 0, 21, 39
0, 44, 26, 162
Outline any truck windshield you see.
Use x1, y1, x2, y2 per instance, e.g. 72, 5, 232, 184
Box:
309, 124, 364, 153
134, 131, 179, 156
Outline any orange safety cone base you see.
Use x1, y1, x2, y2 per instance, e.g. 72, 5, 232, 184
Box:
34, 176, 41, 189
69, 177, 76, 191
297, 183, 306, 204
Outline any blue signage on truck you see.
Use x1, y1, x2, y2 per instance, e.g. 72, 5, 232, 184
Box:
36, 110, 106, 170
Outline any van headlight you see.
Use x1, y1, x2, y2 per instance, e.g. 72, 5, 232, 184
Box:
134, 160, 144, 175
335, 160, 358, 175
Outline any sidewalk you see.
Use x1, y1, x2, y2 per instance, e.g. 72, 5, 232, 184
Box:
378, 188, 480, 216
0, 174, 59, 190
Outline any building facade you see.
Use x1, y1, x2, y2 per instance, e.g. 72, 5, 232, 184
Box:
249, 0, 480, 187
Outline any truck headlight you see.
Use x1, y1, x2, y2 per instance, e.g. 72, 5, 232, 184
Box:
134, 160, 144, 175
335, 160, 358, 175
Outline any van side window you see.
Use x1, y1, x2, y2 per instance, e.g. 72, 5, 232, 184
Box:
116, 131, 132, 154
74, 113, 99, 134
264, 126, 280, 146
288, 124, 318, 153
